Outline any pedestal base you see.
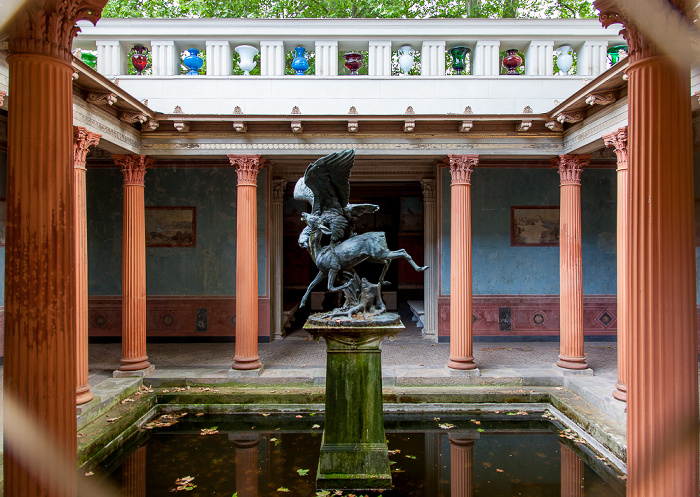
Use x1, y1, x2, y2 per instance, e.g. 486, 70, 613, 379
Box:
306, 313, 402, 491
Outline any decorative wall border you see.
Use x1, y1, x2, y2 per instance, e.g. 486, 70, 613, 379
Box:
438, 295, 618, 337
88, 296, 270, 339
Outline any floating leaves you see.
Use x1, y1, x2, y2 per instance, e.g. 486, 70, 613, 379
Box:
277, 487, 290, 492
438, 423, 455, 429
312, 424, 321, 429
507, 410, 528, 416
297, 468, 310, 476
201, 426, 219, 435
270, 437, 280, 446
84, 471, 94, 476
404, 455, 416, 459
174, 476, 197, 491
143, 413, 187, 429
558, 428, 585, 444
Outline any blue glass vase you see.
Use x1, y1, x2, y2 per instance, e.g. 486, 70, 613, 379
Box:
291, 46, 309, 75
183, 48, 203, 75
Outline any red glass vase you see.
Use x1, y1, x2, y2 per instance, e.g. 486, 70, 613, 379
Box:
502, 49, 522, 75
131, 44, 149, 75
343, 52, 363, 75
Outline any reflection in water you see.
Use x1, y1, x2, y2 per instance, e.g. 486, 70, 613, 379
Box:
120, 445, 146, 497
232, 434, 260, 497
450, 436, 475, 497
561, 443, 584, 497
93, 414, 624, 497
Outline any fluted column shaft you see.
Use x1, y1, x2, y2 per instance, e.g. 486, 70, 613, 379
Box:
230, 155, 263, 370
555, 155, 589, 370
73, 127, 101, 405
447, 155, 478, 370
603, 127, 629, 402
421, 179, 438, 340
3, 1, 108, 495
270, 179, 286, 341
596, 2, 699, 495
560, 444, 584, 497
115, 155, 153, 371
449, 438, 474, 497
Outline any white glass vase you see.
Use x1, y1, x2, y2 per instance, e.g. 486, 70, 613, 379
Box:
398, 45, 414, 75
556, 45, 574, 75
235, 45, 259, 75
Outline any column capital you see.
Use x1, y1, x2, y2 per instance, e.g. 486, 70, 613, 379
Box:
271, 179, 287, 203
603, 126, 629, 171
420, 179, 436, 202
595, 0, 694, 63
73, 126, 101, 170
114, 154, 154, 185
553, 154, 589, 185
229, 154, 262, 185
447, 155, 478, 185
7, 0, 108, 62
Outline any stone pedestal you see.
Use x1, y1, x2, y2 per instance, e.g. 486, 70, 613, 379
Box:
305, 314, 403, 490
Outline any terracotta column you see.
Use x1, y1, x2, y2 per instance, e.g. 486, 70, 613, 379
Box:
233, 436, 260, 497
449, 437, 474, 497
603, 127, 629, 402
73, 127, 101, 405
421, 178, 438, 341
270, 178, 287, 341
121, 445, 147, 497
229, 155, 263, 370
560, 444, 584, 497
114, 155, 154, 372
3, 2, 107, 496
555, 154, 590, 370
596, 3, 699, 495
447, 155, 478, 370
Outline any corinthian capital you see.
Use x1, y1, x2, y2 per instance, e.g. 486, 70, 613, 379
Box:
114, 154, 154, 185
602, 126, 629, 171
229, 155, 262, 185
8, 0, 108, 61
447, 155, 478, 185
73, 126, 101, 169
553, 155, 590, 185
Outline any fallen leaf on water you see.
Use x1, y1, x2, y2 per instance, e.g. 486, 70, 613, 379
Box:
277, 487, 290, 492
312, 424, 321, 429
175, 476, 197, 491
433, 417, 440, 421
483, 462, 492, 468
477, 428, 485, 433
438, 423, 455, 429
195, 413, 204, 417
297, 468, 310, 476
418, 364, 424, 367
496, 469, 504, 473
296, 415, 303, 418
162, 389, 170, 393
261, 413, 270, 417
84, 471, 94, 476
405, 455, 416, 459
470, 420, 481, 425
270, 438, 280, 446
201, 427, 219, 435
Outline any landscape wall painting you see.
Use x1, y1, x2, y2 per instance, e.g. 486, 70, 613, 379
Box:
146, 206, 196, 247
511, 206, 560, 246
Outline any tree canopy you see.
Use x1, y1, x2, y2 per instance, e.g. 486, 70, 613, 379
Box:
103, 0, 597, 19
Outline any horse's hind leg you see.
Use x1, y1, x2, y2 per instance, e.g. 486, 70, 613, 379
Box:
386, 249, 429, 272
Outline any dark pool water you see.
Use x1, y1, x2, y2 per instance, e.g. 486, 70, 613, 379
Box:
86, 412, 626, 497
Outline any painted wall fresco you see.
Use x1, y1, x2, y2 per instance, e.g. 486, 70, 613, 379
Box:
87, 166, 267, 296
440, 167, 617, 295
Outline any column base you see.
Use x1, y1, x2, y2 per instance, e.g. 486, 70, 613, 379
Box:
556, 355, 588, 370
76, 385, 94, 405
612, 381, 627, 402
114, 364, 155, 378
232, 357, 263, 370
119, 356, 151, 371
316, 442, 392, 490
228, 366, 265, 378
447, 356, 477, 370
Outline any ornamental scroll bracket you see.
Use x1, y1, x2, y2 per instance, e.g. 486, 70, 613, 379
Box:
545, 120, 564, 132
556, 110, 585, 124
291, 105, 303, 134
86, 91, 117, 106
348, 106, 359, 133
404, 106, 415, 133
119, 112, 148, 124
233, 105, 247, 133
585, 90, 618, 106
459, 105, 473, 132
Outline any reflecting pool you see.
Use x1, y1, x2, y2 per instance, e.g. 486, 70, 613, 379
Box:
85, 412, 626, 496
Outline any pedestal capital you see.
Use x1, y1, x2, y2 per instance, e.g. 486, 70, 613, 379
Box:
73, 126, 101, 170
114, 154, 154, 186
448, 155, 479, 185
229, 154, 262, 185
553, 155, 589, 185
7, 0, 108, 62
603, 126, 629, 171
271, 179, 287, 203
420, 179, 436, 203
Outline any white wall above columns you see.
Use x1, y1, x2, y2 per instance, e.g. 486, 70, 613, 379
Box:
260, 41, 285, 76
315, 41, 339, 76
206, 40, 232, 76
526, 40, 554, 76
151, 40, 179, 76
421, 41, 446, 76
473, 41, 501, 76
369, 41, 392, 76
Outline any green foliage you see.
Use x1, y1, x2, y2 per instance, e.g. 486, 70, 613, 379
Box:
102, 0, 597, 19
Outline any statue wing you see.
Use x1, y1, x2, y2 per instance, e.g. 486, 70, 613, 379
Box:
345, 203, 379, 220
293, 176, 314, 207
303, 149, 355, 215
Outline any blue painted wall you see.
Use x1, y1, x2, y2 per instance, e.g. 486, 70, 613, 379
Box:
441, 167, 617, 295
87, 166, 267, 296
